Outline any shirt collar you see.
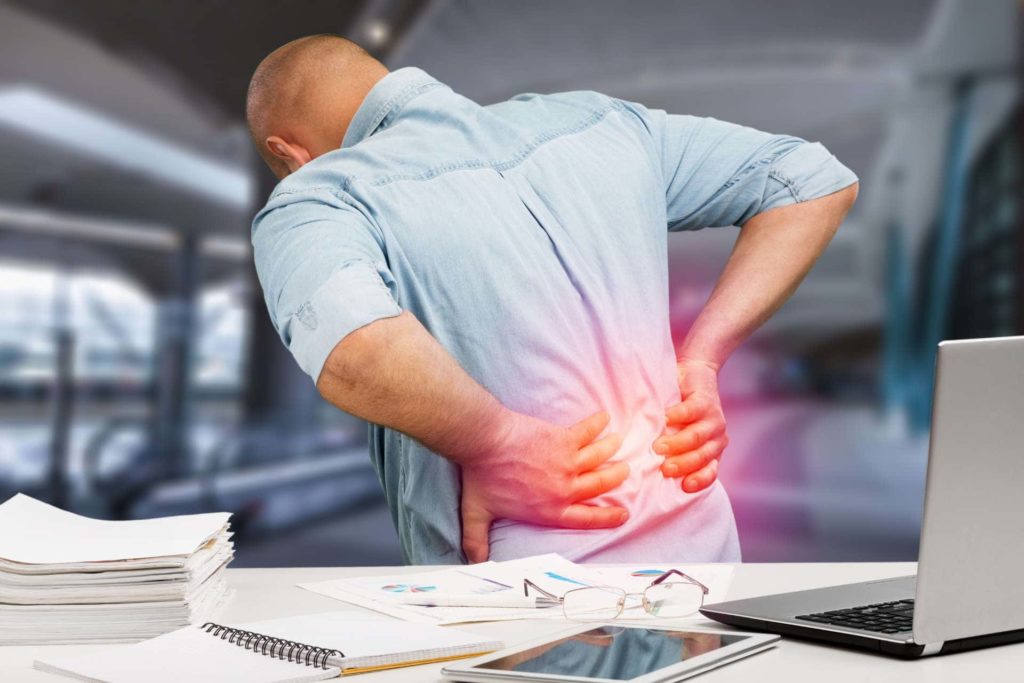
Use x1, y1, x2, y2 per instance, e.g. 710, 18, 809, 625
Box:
341, 67, 442, 149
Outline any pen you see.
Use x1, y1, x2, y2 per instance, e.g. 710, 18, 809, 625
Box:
454, 569, 514, 590
393, 593, 560, 609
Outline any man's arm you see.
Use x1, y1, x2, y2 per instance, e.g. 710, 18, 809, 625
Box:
316, 311, 630, 562
617, 104, 860, 492
679, 184, 858, 369
316, 310, 508, 461
655, 184, 858, 491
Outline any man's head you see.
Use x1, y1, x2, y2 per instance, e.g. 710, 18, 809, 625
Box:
246, 35, 388, 179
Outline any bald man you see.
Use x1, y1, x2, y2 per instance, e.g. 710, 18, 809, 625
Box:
247, 35, 858, 564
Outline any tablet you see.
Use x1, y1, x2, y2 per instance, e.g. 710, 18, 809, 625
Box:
442, 625, 778, 683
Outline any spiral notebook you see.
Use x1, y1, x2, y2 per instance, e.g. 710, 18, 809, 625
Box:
34, 611, 504, 682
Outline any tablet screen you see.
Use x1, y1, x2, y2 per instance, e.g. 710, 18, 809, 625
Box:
473, 627, 748, 681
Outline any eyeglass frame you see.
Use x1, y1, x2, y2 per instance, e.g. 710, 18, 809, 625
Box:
523, 569, 711, 620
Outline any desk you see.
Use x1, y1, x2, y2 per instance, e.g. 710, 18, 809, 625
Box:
2, 563, 1021, 682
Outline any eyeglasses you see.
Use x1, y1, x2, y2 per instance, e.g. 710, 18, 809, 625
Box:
524, 569, 710, 621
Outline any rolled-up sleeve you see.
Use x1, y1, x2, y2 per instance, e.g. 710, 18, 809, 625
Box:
620, 102, 858, 231
252, 188, 403, 383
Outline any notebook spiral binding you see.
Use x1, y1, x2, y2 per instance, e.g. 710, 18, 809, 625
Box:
201, 622, 343, 670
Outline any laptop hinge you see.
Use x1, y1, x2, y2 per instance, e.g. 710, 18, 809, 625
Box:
920, 642, 943, 656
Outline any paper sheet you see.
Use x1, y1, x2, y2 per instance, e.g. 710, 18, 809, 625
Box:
298, 554, 733, 625
0, 494, 230, 565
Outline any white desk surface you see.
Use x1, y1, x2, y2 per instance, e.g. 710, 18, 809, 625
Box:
2, 563, 1021, 682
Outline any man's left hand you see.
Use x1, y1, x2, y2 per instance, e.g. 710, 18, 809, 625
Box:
653, 358, 728, 493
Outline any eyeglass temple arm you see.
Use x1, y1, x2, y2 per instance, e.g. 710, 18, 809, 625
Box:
523, 578, 561, 602
651, 569, 711, 595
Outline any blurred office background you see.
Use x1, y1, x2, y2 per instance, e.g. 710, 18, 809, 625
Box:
0, 0, 1018, 565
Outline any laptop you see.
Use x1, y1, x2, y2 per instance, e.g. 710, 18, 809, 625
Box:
700, 336, 1024, 658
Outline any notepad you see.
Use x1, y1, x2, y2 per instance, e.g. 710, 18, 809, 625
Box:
35, 611, 505, 682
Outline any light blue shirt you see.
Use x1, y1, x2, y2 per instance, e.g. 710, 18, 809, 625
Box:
252, 67, 857, 565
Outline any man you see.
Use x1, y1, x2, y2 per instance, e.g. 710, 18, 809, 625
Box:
247, 35, 858, 565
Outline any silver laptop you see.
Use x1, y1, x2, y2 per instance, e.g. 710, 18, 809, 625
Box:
700, 336, 1024, 657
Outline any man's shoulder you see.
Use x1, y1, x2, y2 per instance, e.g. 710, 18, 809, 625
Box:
253, 163, 368, 231
262, 89, 645, 207
261, 172, 343, 205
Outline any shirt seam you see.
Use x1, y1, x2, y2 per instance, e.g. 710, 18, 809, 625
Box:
272, 180, 356, 199
362, 101, 624, 187
767, 167, 803, 203
703, 153, 785, 209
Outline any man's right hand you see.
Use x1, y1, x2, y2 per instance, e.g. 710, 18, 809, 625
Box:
459, 411, 630, 563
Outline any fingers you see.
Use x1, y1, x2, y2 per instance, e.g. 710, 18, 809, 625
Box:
556, 504, 629, 529
654, 420, 721, 455
574, 432, 622, 472
682, 458, 718, 493
665, 395, 711, 425
568, 411, 611, 446
684, 634, 722, 658
570, 461, 630, 501
660, 437, 727, 477
460, 499, 493, 564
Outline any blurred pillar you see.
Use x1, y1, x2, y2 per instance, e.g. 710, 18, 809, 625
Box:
910, 79, 975, 430
1017, 104, 1024, 335
152, 234, 198, 477
1018, 8, 1024, 335
47, 268, 73, 508
881, 229, 910, 417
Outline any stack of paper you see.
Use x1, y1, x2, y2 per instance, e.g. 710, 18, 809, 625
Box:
0, 494, 233, 645
299, 553, 734, 625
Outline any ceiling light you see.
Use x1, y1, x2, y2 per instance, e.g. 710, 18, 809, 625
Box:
0, 87, 251, 210
364, 19, 391, 47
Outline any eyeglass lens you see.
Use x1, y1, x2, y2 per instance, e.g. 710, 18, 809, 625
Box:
644, 581, 704, 618
561, 583, 704, 621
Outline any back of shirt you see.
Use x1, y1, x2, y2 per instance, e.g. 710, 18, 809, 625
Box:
252, 68, 857, 564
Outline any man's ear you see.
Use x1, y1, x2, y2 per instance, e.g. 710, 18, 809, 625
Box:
265, 135, 313, 177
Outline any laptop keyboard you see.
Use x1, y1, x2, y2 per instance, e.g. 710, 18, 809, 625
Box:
796, 599, 914, 634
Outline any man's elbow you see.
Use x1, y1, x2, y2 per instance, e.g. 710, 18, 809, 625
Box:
821, 181, 859, 233
315, 328, 370, 402
315, 349, 348, 404
837, 181, 859, 211
315, 313, 407, 403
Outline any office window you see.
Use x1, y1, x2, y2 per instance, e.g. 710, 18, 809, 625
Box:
0, 261, 156, 387
0, 262, 58, 386
69, 271, 155, 385
193, 280, 248, 392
